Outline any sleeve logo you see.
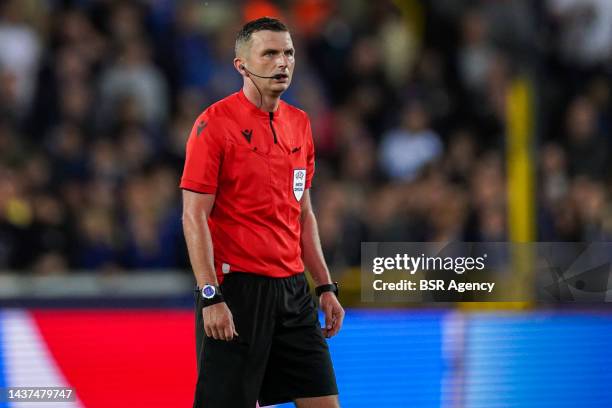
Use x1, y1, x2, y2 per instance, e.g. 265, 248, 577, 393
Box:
196, 120, 208, 137
293, 169, 306, 201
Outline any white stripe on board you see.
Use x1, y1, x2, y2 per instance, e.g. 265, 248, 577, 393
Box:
1, 310, 85, 408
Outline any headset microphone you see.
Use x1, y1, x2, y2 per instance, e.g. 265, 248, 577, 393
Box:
241, 65, 285, 80
240, 64, 287, 109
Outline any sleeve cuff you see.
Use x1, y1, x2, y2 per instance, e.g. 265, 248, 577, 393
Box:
179, 179, 217, 194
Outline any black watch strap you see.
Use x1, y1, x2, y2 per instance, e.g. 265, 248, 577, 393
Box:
315, 282, 339, 297
194, 285, 225, 307
201, 294, 225, 308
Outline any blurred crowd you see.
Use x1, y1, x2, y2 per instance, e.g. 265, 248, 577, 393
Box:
0, 0, 610, 274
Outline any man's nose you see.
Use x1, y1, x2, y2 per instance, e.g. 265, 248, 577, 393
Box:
276, 54, 289, 69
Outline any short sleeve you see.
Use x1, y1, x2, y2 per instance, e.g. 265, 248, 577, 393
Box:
180, 114, 225, 194
305, 116, 315, 189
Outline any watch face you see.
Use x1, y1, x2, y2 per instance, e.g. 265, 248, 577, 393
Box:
202, 285, 216, 299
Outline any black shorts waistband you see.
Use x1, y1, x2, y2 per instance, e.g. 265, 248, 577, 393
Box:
194, 271, 305, 291
224, 271, 305, 281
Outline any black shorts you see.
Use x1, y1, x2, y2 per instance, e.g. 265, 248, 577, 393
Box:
193, 272, 338, 408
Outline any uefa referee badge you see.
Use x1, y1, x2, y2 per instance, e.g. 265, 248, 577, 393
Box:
293, 169, 306, 201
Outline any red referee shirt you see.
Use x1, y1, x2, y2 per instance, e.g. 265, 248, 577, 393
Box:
180, 89, 315, 281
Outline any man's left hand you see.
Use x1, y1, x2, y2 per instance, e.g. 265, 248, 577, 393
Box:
319, 292, 344, 338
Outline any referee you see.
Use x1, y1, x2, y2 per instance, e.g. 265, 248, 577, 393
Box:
180, 17, 344, 408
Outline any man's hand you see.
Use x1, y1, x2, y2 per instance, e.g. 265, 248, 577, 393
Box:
202, 302, 239, 341
319, 292, 344, 338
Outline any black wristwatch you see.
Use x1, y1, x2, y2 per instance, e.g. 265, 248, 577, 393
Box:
315, 282, 339, 297
196, 284, 225, 307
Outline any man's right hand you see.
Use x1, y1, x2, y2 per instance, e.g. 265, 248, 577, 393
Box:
202, 302, 239, 341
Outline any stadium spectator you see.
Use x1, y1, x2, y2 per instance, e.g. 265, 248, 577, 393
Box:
379, 100, 442, 181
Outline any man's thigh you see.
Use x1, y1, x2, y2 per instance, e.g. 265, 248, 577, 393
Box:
258, 274, 338, 406
294, 395, 340, 408
193, 274, 277, 408
194, 335, 260, 407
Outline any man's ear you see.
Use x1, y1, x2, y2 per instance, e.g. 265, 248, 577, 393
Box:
234, 58, 246, 76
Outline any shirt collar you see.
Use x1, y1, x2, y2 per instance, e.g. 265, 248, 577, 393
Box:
237, 88, 283, 119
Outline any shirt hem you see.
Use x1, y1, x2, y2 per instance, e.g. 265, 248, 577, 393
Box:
179, 179, 217, 194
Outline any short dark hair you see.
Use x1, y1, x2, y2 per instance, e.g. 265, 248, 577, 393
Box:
235, 17, 289, 56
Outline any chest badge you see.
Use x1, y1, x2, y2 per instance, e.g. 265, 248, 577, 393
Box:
293, 169, 306, 201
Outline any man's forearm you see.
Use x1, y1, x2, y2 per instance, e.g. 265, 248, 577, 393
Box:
301, 210, 333, 286
183, 214, 218, 287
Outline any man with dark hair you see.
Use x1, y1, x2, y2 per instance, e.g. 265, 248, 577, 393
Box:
181, 16, 343, 408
